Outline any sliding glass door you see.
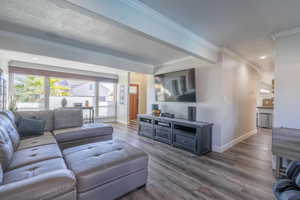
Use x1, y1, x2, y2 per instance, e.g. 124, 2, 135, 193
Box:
11, 71, 117, 122
98, 82, 117, 122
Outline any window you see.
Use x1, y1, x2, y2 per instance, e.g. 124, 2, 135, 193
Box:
98, 82, 116, 121
10, 68, 117, 122
0, 69, 7, 111
13, 74, 45, 111
49, 78, 96, 121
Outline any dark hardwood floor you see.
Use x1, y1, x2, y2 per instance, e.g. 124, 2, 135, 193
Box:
113, 124, 275, 200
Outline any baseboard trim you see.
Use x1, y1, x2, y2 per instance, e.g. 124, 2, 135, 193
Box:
117, 120, 128, 125
212, 129, 258, 153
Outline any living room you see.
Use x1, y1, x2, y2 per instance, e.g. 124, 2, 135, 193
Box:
0, 1, 300, 200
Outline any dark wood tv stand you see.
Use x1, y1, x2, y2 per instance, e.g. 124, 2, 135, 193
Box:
138, 114, 213, 156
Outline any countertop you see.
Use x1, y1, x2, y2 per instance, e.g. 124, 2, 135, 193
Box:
256, 106, 274, 109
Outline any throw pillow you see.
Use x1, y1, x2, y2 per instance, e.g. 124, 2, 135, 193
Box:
17, 117, 46, 137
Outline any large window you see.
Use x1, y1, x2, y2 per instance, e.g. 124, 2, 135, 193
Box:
98, 82, 116, 121
13, 74, 45, 111
49, 77, 96, 121
49, 77, 95, 109
10, 71, 117, 122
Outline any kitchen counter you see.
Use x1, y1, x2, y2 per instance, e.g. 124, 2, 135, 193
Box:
256, 106, 274, 109
257, 106, 273, 129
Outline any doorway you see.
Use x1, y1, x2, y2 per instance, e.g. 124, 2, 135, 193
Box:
129, 84, 139, 121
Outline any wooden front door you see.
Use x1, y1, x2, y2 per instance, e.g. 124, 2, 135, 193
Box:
129, 84, 139, 120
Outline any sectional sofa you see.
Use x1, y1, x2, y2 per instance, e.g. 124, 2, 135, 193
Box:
0, 110, 148, 200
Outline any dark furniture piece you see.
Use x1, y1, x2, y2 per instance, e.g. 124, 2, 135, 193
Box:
65, 106, 95, 123
273, 128, 300, 177
0, 111, 148, 200
273, 161, 300, 200
138, 114, 213, 156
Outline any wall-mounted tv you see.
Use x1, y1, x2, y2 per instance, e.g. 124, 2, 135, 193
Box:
155, 68, 196, 102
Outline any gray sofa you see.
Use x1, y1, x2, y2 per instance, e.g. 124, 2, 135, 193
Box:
0, 111, 148, 200
16, 109, 113, 149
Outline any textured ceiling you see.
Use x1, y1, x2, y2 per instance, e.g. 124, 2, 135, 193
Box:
0, 0, 190, 65
139, 0, 300, 74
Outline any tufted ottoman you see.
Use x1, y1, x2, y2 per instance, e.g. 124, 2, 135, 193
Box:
63, 140, 148, 200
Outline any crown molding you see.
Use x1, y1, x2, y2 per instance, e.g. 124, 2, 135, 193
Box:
67, 0, 220, 63
222, 48, 261, 75
272, 27, 300, 40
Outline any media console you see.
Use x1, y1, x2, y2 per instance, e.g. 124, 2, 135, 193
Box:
138, 114, 213, 156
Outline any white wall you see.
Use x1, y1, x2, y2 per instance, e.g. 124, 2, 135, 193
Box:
116, 71, 129, 124
274, 33, 300, 128
148, 57, 224, 148
221, 52, 259, 148
148, 54, 259, 152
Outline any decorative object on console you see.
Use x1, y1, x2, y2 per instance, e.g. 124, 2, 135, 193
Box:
161, 113, 175, 118
85, 100, 89, 107
152, 104, 161, 116
188, 106, 196, 121
61, 97, 67, 108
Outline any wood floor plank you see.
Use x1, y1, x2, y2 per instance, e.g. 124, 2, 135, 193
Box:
113, 125, 275, 200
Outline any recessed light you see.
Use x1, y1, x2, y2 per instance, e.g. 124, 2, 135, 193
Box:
259, 56, 267, 60
32, 57, 39, 61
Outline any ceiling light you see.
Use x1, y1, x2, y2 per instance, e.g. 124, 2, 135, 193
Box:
259, 56, 267, 60
32, 57, 39, 61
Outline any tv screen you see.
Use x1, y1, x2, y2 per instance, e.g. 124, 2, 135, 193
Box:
155, 68, 196, 102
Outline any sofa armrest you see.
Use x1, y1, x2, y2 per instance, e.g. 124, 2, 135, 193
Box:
0, 169, 76, 200
280, 190, 300, 200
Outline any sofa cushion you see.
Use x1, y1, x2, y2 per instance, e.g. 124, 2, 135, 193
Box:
8, 144, 62, 170
17, 117, 46, 137
0, 127, 14, 170
53, 123, 113, 143
16, 111, 54, 132
63, 140, 148, 193
18, 132, 57, 150
4, 158, 66, 184
0, 115, 20, 150
0, 169, 76, 200
279, 190, 300, 200
54, 109, 83, 130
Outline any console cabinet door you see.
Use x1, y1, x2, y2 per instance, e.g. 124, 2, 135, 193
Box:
139, 123, 154, 139
154, 126, 172, 144
173, 133, 196, 152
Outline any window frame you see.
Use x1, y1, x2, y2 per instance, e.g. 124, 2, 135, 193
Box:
9, 71, 117, 122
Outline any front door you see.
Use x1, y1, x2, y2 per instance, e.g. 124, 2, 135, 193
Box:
129, 84, 139, 120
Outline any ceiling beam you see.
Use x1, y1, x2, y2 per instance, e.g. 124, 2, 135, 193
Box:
0, 30, 154, 74
66, 0, 220, 63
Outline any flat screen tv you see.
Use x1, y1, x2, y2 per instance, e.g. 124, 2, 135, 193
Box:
155, 68, 196, 102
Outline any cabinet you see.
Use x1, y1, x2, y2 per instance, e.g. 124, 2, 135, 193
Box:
138, 114, 213, 156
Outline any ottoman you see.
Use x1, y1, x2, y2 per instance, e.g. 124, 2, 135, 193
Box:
53, 123, 113, 149
63, 140, 148, 200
